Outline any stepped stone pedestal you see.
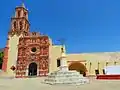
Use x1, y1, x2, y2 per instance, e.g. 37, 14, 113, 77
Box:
44, 49, 90, 85
44, 70, 89, 85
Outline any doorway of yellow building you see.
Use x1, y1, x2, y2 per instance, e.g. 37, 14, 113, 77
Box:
69, 62, 87, 76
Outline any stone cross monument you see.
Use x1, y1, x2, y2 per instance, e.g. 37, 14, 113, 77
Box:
58, 39, 68, 71
44, 40, 90, 85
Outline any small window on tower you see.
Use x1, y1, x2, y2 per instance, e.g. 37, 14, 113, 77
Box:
24, 12, 27, 17
14, 21, 17, 29
18, 11, 21, 17
19, 21, 23, 30
57, 59, 61, 67
27, 26, 29, 31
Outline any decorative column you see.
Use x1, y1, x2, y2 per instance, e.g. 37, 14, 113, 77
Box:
98, 62, 100, 70
58, 38, 68, 71
25, 65, 28, 76
89, 62, 92, 75
59, 50, 68, 71
37, 67, 39, 76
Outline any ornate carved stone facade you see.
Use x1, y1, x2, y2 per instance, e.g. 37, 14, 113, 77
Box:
16, 34, 49, 77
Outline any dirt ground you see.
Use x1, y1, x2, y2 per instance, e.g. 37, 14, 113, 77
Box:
0, 77, 120, 90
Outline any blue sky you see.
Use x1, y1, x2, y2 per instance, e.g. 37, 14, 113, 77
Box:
0, 0, 120, 53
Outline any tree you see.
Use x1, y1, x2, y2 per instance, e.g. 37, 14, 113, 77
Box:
0, 51, 3, 69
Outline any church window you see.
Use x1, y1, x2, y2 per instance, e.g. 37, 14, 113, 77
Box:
24, 12, 27, 17
18, 11, 21, 17
32, 32, 36, 35
33, 32, 35, 35
14, 21, 17, 29
31, 47, 37, 52
57, 59, 61, 67
19, 21, 23, 30
10, 66, 16, 71
25, 23, 27, 29
26, 25, 29, 31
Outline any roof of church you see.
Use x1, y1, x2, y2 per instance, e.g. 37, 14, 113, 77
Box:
15, 2, 27, 11
20, 32, 49, 38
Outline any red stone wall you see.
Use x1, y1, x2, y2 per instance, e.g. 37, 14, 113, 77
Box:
2, 38, 9, 72
16, 35, 49, 77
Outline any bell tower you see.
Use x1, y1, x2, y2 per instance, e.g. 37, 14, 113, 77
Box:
2, 3, 30, 76
9, 3, 30, 35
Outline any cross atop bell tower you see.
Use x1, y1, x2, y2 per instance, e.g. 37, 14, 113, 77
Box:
21, 0, 25, 7
9, 1, 30, 36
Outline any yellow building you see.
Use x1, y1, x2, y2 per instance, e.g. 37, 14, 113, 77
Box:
2, 3, 120, 78
67, 52, 120, 76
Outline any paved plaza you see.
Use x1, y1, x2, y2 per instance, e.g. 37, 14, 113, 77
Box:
0, 77, 120, 90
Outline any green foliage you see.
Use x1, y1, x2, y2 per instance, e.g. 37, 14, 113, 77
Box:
0, 52, 3, 64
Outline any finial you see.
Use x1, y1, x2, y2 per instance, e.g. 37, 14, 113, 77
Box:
61, 48, 64, 53
21, 0, 25, 8
58, 38, 65, 53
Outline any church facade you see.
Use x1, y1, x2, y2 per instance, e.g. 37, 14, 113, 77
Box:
1, 4, 65, 78
2, 3, 120, 78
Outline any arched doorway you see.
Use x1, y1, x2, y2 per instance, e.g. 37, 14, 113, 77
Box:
28, 62, 37, 76
69, 62, 87, 76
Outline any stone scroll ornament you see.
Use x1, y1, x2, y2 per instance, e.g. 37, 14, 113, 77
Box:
41, 58, 47, 70
40, 47, 48, 55
43, 47, 49, 55
41, 37, 49, 45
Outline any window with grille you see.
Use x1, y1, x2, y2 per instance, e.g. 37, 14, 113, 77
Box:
57, 59, 60, 67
